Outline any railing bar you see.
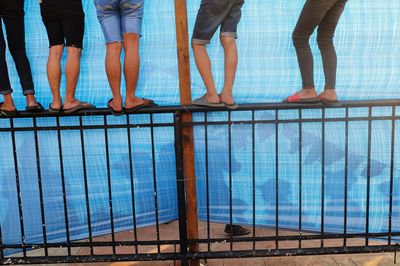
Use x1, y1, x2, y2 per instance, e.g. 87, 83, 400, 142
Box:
366, 107, 372, 246
104, 115, 116, 255
56, 117, 71, 255
150, 113, 161, 253
33, 117, 49, 257
388, 106, 396, 245
298, 110, 302, 249
2, 230, 400, 250
344, 107, 349, 247
275, 109, 279, 249
79, 116, 93, 255
321, 109, 325, 248
0, 217, 3, 259
228, 111, 233, 251
2, 115, 400, 133
205, 113, 211, 252
10, 118, 27, 257
126, 115, 138, 254
252, 110, 256, 251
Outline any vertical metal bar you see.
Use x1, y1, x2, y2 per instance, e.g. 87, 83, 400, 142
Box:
10, 118, 26, 257
388, 106, 396, 245
33, 117, 48, 256
104, 115, 116, 255
366, 107, 372, 246
126, 115, 138, 254
174, 111, 189, 266
0, 222, 3, 259
275, 109, 279, 249
79, 116, 93, 255
252, 111, 256, 251
298, 110, 303, 249
150, 113, 161, 253
344, 107, 349, 247
321, 109, 325, 248
56, 117, 71, 256
228, 111, 233, 251
204, 113, 211, 252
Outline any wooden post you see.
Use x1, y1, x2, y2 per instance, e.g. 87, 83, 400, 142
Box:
173, 1, 200, 266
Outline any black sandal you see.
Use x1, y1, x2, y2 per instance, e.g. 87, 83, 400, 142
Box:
0, 102, 18, 118
26, 102, 45, 113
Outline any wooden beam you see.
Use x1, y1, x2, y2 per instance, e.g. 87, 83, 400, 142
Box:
173, 1, 200, 266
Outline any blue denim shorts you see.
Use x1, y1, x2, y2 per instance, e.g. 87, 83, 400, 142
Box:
192, 0, 244, 44
94, 0, 143, 43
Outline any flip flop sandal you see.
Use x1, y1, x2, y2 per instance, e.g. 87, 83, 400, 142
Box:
320, 97, 342, 107
222, 102, 239, 110
26, 102, 45, 113
64, 101, 95, 114
124, 98, 157, 114
0, 102, 18, 118
192, 94, 224, 107
107, 99, 123, 116
48, 103, 63, 114
283, 92, 320, 103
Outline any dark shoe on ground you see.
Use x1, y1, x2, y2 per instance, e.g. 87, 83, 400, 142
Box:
124, 98, 157, 114
193, 94, 224, 107
63, 101, 95, 114
26, 102, 45, 113
283, 92, 320, 103
48, 103, 63, 114
107, 98, 123, 116
0, 102, 18, 118
224, 224, 251, 237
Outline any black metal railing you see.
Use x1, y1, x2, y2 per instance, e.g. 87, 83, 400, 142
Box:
1, 99, 400, 265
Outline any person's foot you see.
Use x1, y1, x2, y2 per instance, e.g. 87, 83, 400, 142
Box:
63, 99, 95, 114
219, 92, 235, 105
318, 89, 337, 101
108, 97, 123, 112
125, 97, 154, 110
0, 100, 16, 112
283, 88, 320, 103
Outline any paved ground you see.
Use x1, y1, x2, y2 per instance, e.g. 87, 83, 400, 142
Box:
10, 221, 399, 266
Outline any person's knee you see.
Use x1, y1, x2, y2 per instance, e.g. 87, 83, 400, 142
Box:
292, 30, 309, 48
123, 33, 139, 51
8, 41, 26, 56
66, 46, 82, 59
49, 45, 64, 60
106, 42, 123, 55
192, 43, 205, 55
220, 36, 236, 48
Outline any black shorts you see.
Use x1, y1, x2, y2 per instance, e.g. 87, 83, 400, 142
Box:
40, 0, 85, 49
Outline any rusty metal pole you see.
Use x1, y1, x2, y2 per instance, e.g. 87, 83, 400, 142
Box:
173, 1, 200, 266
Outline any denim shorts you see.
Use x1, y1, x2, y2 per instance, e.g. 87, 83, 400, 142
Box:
192, 0, 244, 44
94, 0, 144, 44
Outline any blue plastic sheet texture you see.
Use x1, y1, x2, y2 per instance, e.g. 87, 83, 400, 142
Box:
1, 0, 400, 247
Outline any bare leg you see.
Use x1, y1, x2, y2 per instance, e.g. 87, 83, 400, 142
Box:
105, 42, 123, 111
64, 46, 82, 110
219, 36, 238, 105
123, 33, 144, 109
47, 45, 63, 109
192, 43, 220, 104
